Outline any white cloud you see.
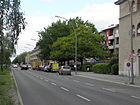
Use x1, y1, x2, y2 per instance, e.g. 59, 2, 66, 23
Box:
63, 2, 119, 31
16, 2, 119, 56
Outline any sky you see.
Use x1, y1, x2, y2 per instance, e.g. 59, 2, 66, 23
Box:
13, 0, 119, 60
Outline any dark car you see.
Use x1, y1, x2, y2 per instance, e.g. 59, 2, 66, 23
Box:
21, 64, 28, 70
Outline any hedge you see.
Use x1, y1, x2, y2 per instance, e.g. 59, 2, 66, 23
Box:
111, 64, 118, 75
92, 63, 111, 74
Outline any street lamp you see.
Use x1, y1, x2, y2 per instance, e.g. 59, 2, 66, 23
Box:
128, 0, 134, 84
55, 16, 77, 75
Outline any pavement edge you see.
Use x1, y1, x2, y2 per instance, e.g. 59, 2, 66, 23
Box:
77, 74, 140, 88
11, 70, 24, 105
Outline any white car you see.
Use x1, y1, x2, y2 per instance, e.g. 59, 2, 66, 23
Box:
12, 64, 18, 68
59, 66, 71, 75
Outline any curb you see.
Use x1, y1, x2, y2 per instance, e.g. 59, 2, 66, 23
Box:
76, 74, 140, 88
11, 70, 24, 105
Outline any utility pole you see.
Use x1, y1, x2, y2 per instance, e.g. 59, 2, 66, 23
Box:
128, 0, 134, 84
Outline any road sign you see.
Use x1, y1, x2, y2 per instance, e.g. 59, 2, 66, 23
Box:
126, 62, 131, 67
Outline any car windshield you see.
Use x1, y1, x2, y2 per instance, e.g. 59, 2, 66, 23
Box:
63, 66, 70, 69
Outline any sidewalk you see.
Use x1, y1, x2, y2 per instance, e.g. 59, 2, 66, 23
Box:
72, 71, 140, 88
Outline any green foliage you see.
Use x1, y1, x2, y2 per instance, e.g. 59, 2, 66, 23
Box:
82, 63, 93, 72
37, 17, 98, 61
109, 57, 118, 67
111, 64, 119, 75
0, 0, 26, 72
93, 63, 111, 74
0, 68, 13, 105
50, 24, 108, 64
12, 52, 27, 64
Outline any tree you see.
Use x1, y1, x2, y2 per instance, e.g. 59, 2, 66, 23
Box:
12, 52, 27, 64
0, 0, 26, 71
37, 17, 98, 61
50, 25, 108, 67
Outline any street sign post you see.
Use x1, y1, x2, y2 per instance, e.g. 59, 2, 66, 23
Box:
125, 61, 131, 83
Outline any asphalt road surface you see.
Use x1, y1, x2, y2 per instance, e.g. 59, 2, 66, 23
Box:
13, 68, 140, 105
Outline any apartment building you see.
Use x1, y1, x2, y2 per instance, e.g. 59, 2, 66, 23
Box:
100, 24, 119, 54
115, 0, 140, 76
25, 46, 41, 64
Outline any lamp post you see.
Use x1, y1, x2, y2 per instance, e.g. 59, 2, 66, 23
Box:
128, 0, 134, 84
55, 16, 77, 74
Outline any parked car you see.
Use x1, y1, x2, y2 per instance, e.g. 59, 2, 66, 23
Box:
44, 65, 52, 72
38, 65, 45, 71
59, 66, 71, 75
12, 64, 18, 68
21, 64, 28, 70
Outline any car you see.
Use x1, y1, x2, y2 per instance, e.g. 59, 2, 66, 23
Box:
12, 64, 18, 68
21, 64, 28, 70
38, 65, 45, 71
44, 65, 52, 72
27, 65, 32, 69
59, 66, 71, 75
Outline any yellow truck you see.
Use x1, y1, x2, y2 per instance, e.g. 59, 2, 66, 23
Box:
52, 63, 59, 72
32, 61, 41, 70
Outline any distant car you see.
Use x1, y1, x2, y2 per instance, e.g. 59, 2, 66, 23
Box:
21, 64, 28, 70
38, 65, 45, 71
59, 66, 71, 75
44, 65, 52, 72
12, 64, 18, 68
28, 65, 32, 69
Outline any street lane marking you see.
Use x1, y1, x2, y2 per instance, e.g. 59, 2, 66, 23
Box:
73, 80, 80, 82
36, 75, 39, 77
51, 82, 57, 86
76, 94, 91, 102
85, 83, 94, 86
131, 96, 140, 100
60, 87, 69, 92
40, 77, 43, 80
102, 88, 116, 92
44, 79, 49, 82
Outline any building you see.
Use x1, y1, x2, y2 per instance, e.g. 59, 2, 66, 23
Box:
115, 0, 140, 76
25, 46, 41, 65
100, 24, 119, 54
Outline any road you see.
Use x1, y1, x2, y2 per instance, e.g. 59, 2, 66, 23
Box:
13, 68, 140, 105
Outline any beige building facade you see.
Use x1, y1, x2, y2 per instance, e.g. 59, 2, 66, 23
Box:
115, 0, 140, 76
25, 46, 41, 64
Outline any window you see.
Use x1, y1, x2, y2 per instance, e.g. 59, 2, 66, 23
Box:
137, 23, 140, 36
132, 1, 136, 12
137, 0, 140, 10
132, 25, 135, 37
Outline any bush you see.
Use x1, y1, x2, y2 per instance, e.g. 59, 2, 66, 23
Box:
111, 64, 118, 75
108, 57, 118, 67
82, 63, 93, 72
93, 63, 111, 74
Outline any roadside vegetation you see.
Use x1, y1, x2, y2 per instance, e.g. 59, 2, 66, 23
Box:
0, 68, 14, 105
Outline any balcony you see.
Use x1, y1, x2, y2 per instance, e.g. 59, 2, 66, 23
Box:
115, 33, 119, 37
108, 45, 114, 49
115, 44, 119, 48
108, 35, 114, 40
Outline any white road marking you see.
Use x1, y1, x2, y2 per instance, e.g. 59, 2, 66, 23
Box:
76, 94, 91, 102
60, 87, 69, 92
51, 82, 57, 86
73, 80, 80, 82
102, 88, 116, 92
131, 96, 140, 100
85, 83, 94, 86
40, 77, 43, 80
44, 79, 49, 82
